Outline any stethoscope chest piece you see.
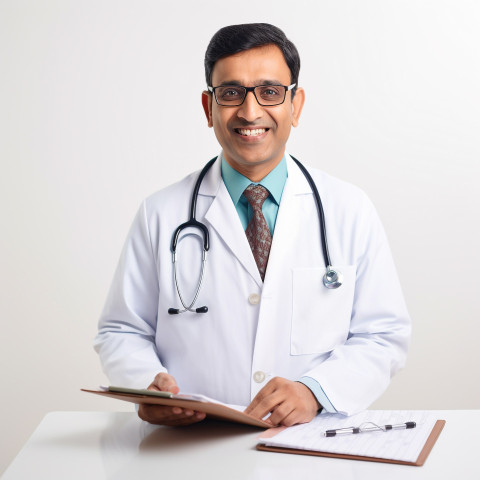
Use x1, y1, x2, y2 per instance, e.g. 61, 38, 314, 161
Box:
323, 266, 343, 289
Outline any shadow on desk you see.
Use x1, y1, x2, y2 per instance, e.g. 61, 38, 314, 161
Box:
138, 419, 259, 451
97, 414, 269, 480
96, 415, 358, 480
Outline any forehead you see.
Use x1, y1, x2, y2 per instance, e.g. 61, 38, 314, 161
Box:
211, 45, 291, 86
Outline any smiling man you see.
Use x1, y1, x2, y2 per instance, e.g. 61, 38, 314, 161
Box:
94, 23, 410, 427
202, 44, 304, 182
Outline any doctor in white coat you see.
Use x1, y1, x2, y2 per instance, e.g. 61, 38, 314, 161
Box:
94, 24, 410, 427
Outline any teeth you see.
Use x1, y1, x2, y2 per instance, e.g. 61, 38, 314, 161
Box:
238, 128, 266, 136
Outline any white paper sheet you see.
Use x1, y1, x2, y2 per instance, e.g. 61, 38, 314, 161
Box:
104, 385, 247, 412
258, 410, 438, 463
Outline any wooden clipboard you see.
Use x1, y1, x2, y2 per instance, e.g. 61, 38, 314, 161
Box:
257, 420, 446, 466
82, 388, 271, 428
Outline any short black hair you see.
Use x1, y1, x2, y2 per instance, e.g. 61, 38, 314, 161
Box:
204, 23, 300, 96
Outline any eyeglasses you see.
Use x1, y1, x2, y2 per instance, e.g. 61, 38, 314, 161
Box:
208, 83, 296, 106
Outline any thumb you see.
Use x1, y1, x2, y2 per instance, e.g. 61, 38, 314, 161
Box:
149, 373, 180, 394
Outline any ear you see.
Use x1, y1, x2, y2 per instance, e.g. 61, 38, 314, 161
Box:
291, 87, 305, 127
202, 91, 213, 128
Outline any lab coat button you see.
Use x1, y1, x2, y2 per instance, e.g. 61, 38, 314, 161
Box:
253, 371, 266, 383
248, 293, 260, 305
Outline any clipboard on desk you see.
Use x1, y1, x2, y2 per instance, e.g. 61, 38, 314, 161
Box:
257, 411, 445, 466
82, 386, 271, 428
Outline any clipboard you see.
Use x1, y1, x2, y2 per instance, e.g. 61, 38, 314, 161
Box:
257, 419, 446, 466
82, 387, 271, 428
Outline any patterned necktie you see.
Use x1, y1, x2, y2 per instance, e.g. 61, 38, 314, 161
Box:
243, 184, 272, 281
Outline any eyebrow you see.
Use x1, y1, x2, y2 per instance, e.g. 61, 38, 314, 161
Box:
217, 79, 285, 87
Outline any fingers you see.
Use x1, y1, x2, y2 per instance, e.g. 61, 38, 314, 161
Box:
244, 380, 281, 421
138, 403, 206, 426
267, 402, 297, 427
139, 372, 206, 426
245, 377, 320, 427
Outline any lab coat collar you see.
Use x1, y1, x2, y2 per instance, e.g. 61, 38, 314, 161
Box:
197, 152, 311, 197
284, 153, 312, 195
201, 155, 261, 286
199, 151, 313, 287
197, 153, 222, 197
262, 154, 313, 285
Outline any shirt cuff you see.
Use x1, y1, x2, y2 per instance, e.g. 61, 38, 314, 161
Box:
298, 376, 337, 413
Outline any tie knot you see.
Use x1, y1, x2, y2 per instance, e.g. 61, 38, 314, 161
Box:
243, 184, 269, 209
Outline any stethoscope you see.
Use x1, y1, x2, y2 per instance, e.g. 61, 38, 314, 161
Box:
168, 156, 343, 315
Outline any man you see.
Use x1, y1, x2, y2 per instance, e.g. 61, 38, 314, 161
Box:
94, 23, 410, 427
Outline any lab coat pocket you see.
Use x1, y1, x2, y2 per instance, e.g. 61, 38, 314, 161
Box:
291, 266, 356, 355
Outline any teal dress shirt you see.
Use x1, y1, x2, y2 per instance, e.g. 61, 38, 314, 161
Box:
220, 155, 287, 235
220, 154, 336, 414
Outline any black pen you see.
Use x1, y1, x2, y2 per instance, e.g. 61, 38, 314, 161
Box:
324, 421, 416, 437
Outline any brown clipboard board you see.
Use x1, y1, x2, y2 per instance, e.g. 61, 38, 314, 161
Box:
257, 419, 446, 466
82, 388, 271, 429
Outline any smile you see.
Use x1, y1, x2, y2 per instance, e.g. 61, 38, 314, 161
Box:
235, 128, 268, 137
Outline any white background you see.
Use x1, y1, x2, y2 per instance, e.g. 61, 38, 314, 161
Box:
1, 0, 479, 474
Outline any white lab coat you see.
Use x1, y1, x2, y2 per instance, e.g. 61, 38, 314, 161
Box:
94, 154, 410, 416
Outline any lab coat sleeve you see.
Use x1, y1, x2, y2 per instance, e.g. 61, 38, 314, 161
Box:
93, 201, 166, 388
303, 196, 411, 416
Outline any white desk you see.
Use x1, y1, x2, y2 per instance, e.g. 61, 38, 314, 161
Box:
2, 411, 478, 479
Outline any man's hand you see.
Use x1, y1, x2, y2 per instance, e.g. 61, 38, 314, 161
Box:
137, 373, 206, 426
244, 377, 321, 427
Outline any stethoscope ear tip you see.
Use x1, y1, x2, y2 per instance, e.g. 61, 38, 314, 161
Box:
168, 306, 208, 314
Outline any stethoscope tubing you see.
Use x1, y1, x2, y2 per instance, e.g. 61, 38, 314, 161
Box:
171, 249, 208, 313
168, 155, 342, 314
170, 158, 216, 255
290, 156, 332, 268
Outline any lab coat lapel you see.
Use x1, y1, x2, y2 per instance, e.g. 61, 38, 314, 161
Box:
264, 156, 311, 283
199, 158, 262, 287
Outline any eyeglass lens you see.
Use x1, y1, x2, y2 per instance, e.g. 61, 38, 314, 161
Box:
215, 85, 287, 106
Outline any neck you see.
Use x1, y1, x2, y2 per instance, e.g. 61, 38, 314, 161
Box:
224, 155, 284, 183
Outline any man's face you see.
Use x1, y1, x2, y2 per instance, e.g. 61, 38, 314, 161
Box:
202, 45, 304, 181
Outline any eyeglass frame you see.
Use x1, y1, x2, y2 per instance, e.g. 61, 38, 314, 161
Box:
207, 83, 296, 107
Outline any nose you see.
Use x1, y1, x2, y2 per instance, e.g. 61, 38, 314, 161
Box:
236, 91, 263, 122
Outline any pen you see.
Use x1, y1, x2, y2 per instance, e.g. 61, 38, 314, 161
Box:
324, 421, 416, 437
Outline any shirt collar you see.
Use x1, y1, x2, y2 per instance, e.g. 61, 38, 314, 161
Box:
221, 154, 288, 206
